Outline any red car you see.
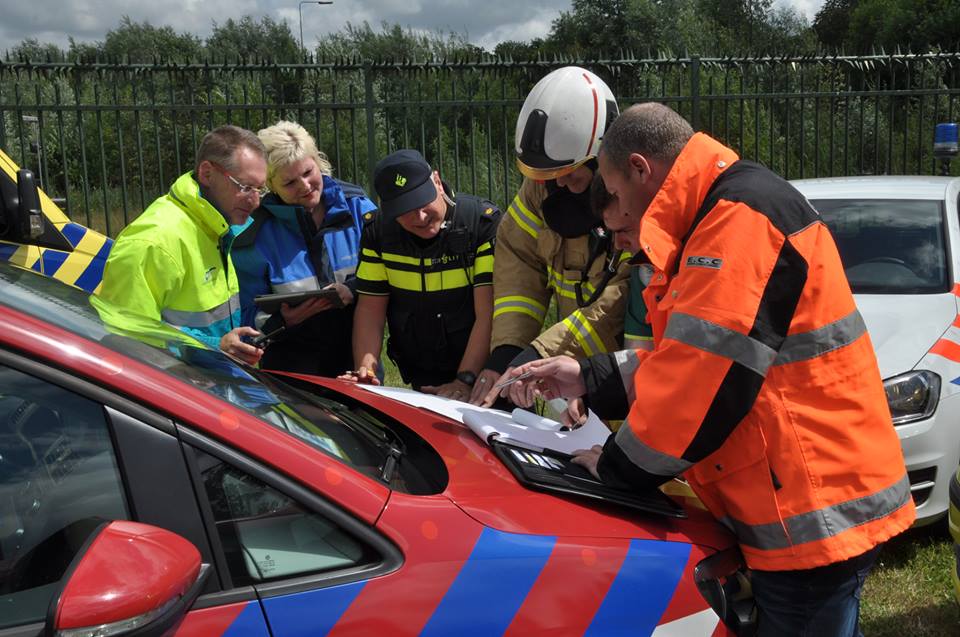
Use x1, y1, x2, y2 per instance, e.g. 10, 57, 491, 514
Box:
0, 257, 752, 636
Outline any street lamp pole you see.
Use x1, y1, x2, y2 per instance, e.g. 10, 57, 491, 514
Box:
298, 1, 334, 53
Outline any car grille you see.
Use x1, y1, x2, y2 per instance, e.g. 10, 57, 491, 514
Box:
907, 466, 937, 507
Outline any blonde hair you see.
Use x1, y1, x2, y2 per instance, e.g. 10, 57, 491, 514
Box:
257, 121, 333, 189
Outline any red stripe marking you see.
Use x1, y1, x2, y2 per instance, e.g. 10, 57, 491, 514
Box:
952, 315, 960, 328
583, 73, 600, 158
930, 338, 960, 362
952, 283, 960, 296
326, 497, 484, 636
657, 546, 712, 625
503, 538, 629, 636
175, 602, 249, 637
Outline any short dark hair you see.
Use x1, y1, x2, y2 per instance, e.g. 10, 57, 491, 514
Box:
600, 103, 693, 173
196, 125, 265, 172
589, 173, 613, 219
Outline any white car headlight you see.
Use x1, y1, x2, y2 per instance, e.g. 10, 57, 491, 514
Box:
883, 370, 940, 425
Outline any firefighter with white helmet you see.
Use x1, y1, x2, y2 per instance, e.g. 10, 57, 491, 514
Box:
468, 66, 631, 404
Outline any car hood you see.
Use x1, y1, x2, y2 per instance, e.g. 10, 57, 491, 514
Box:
855, 292, 957, 377
330, 381, 734, 550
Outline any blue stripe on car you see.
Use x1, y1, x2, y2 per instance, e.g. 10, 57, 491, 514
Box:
62, 222, 87, 247
222, 601, 272, 637
261, 580, 365, 636
0, 243, 17, 262
73, 236, 113, 292
420, 528, 555, 637
584, 539, 691, 636
31, 249, 69, 277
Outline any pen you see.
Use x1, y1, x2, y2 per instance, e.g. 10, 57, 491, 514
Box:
493, 370, 535, 390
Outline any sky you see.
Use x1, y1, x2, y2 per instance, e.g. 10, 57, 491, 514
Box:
0, 0, 827, 55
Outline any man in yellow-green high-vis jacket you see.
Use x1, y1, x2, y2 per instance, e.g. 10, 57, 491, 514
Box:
94, 125, 267, 365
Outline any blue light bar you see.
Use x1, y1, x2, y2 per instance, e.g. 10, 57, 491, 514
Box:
935, 122, 958, 159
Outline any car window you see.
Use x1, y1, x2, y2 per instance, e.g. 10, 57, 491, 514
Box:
0, 264, 448, 496
812, 198, 948, 294
194, 448, 378, 587
0, 365, 128, 628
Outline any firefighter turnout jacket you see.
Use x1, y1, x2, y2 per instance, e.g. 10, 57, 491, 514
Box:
95, 172, 242, 350
583, 133, 915, 571
232, 177, 376, 376
491, 177, 630, 364
356, 186, 501, 388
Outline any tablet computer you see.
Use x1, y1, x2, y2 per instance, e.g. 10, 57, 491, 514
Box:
490, 438, 686, 518
254, 288, 344, 314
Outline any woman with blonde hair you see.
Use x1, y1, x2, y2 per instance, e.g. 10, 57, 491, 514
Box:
233, 120, 377, 376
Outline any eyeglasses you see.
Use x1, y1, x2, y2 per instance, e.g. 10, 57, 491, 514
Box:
211, 162, 269, 197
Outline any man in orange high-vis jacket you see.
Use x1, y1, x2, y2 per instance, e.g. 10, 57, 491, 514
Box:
490, 103, 915, 637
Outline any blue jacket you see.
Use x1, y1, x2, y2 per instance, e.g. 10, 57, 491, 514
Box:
232, 176, 377, 375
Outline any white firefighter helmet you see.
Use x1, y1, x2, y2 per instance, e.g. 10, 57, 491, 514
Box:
515, 66, 619, 181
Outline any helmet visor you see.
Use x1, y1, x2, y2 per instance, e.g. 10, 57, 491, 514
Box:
516, 156, 593, 181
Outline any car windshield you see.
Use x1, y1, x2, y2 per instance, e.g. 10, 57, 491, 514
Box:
812, 198, 948, 294
0, 263, 445, 494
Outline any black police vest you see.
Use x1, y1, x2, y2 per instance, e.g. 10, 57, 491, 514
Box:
375, 193, 497, 383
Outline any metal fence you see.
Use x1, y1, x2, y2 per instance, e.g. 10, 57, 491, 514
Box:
1, 53, 959, 237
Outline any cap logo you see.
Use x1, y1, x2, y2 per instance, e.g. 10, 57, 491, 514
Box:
395, 174, 407, 187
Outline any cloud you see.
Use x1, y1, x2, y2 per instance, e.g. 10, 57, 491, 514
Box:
0, 1, 826, 55
774, 0, 825, 20
0, 0, 565, 54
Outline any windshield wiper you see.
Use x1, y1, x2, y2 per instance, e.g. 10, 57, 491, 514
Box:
380, 445, 403, 483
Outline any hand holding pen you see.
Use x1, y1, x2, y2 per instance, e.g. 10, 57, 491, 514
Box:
480, 355, 587, 408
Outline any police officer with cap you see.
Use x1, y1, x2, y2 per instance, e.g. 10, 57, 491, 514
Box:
342, 149, 502, 398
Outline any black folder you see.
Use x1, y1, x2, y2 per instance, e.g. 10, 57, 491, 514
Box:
491, 438, 686, 518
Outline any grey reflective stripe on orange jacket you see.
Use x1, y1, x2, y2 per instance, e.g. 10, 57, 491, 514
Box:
720, 475, 912, 550
614, 421, 693, 477
773, 309, 867, 366
664, 312, 778, 377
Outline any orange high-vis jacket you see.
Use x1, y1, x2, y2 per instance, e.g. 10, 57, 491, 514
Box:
601, 133, 915, 571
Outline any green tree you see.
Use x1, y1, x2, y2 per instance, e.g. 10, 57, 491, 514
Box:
814, 0, 960, 53
5, 38, 66, 61
315, 21, 478, 60
206, 15, 299, 62
813, 0, 857, 49
101, 17, 203, 62
547, 0, 660, 57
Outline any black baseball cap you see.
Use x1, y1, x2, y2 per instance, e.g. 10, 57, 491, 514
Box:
373, 149, 437, 220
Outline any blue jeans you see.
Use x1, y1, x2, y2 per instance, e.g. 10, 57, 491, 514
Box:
751, 545, 881, 637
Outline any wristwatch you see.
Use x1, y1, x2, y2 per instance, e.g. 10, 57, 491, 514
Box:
456, 370, 477, 387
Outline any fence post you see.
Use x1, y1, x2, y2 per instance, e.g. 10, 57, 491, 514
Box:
690, 55, 701, 131
363, 63, 376, 191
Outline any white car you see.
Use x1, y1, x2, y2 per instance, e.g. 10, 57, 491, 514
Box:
791, 176, 960, 525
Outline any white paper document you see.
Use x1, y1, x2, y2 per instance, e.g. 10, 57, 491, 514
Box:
460, 408, 611, 454
354, 384, 503, 424
355, 385, 611, 455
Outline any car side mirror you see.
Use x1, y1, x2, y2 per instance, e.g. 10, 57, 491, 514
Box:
17, 169, 43, 240
0, 167, 72, 250
46, 520, 210, 637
